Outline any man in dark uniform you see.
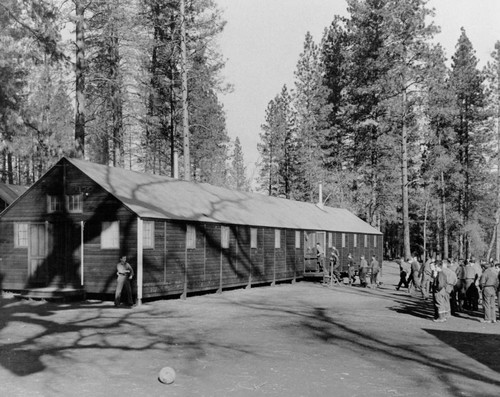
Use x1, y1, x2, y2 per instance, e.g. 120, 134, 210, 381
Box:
463, 260, 477, 310
396, 258, 410, 291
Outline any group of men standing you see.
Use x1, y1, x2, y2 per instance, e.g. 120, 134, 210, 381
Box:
396, 256, 500, 323
315, 243, 381, 287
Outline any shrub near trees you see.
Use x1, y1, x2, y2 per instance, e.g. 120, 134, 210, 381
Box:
257, 0, 500, 261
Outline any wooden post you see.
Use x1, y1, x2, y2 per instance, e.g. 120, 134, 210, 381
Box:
272, 230, 276, 287
137, 217, 143, 305
80, 220, 84, 286
182, 230, 187, 300
218, 226, 223, 294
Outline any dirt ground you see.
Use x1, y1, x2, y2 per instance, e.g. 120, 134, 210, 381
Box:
1, 261, 500, 397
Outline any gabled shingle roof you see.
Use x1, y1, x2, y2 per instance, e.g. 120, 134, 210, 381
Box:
0, 182, 29, 205
68, 157, 380, 234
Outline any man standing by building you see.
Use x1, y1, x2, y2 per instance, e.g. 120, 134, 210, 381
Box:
347, 253, 356, 286
316, 242, 325, 273
359, 255, 368, 287
115, 255, 135, 307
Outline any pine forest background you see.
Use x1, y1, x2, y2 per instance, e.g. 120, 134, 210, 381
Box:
2, 0, 500, 262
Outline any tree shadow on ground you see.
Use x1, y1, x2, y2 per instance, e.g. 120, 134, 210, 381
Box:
386, 290, 485, 323
217, 286, 500, 397
0, 295, 255, 379
425, 329, 500, 375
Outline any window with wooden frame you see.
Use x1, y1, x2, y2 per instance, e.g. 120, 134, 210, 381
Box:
143, 220, 155, 249
374, 235, 377, 248
364, 234, 368, 248
353, 234, 357, 247
342, 233, 346, 248
14, 223, 29, 248
47, 195, 62, 213
328, 232, 333, 248
250, 228, 258, 249
275, 229, 281, 249
101, 221, 119, 249
221, 226, 230, 249
66, 194, 83, 213
295, 231, 301, 249
186, 224, 196, 249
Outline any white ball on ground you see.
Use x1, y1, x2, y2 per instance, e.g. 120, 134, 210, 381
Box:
158, 366, 176, 384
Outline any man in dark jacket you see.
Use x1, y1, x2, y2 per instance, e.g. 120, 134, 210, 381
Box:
396, 258, 410, 291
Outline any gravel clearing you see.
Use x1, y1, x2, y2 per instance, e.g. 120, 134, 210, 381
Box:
1, 261, 499, 397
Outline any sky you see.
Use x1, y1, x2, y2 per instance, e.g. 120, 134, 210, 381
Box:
215, 0, 500, 182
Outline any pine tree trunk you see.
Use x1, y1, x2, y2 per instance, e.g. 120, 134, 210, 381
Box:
441, 171, 448, 259
423, 198, 428, 263
110, 19, 123, 167
180, 0, 190, 181
401, 89, 411, 260
496, 61, 500, 261
75, 1, 86, 157
7, 152, 13, 184
487, 210, 499, 261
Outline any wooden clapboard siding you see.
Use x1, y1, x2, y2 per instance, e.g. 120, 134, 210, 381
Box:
250, 227, 265, 283
220, 225, 233, 284
204, 223, 222, 290
286, 230, 297, 279
161, 221, 185, 295
142, 220, 164, 285
221, 225, 241, 287
84, 215, 137, 294
186, 223, 206, 291
263, 228, 275, 282
0, 221, 27, 289
274, 228, 286, 281
236, 226, 251, 285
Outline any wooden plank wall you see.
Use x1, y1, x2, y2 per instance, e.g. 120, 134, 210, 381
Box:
0, 222, 27, 289
139, 223, 300, 299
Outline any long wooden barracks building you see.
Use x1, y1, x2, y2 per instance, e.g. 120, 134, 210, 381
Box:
0, 157, 382, 303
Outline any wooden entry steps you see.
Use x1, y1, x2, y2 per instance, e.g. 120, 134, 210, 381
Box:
15, 287, 85, 302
